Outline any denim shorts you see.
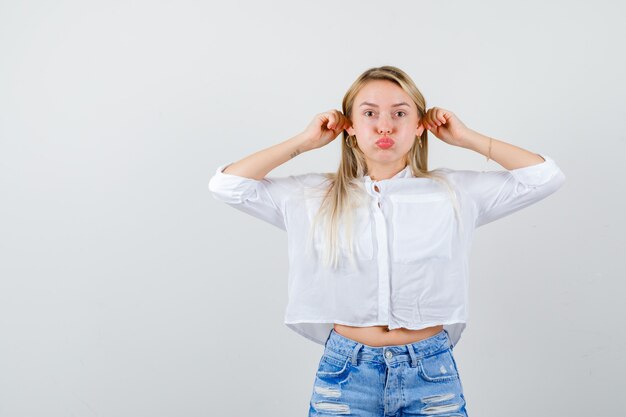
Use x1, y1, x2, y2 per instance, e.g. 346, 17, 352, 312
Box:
308, 328, 469, 416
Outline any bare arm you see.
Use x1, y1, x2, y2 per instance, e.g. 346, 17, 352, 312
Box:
222, 109, 351, 180
420, 107, 546, 170
462, 128, 545, 170
222, 133, 312, 180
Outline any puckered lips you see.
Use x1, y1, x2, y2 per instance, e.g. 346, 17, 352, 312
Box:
375, 136, 395, 149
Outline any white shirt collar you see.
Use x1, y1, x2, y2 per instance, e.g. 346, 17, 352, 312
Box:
364, 164, 412, 181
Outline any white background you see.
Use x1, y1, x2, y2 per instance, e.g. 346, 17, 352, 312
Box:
1, 0, 624, 416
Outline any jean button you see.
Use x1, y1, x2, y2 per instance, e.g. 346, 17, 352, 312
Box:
385, 350, 392, 359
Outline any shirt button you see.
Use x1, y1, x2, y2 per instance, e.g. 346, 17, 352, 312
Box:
385, 350, 392, 359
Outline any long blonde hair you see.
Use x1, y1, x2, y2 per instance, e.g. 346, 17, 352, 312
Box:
306, 66, 460, 269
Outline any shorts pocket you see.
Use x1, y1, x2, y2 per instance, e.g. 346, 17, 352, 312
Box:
316, 349, 352, 380
390, 192, 454, 263
417, 348, 460, 383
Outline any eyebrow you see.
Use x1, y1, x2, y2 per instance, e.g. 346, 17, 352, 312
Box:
359, 101, 411, 108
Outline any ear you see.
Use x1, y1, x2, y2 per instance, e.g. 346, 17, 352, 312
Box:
347, 125, 356, 136
416, 124, 425, 137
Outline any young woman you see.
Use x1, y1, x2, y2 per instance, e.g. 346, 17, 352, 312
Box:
209, 66, 566, 416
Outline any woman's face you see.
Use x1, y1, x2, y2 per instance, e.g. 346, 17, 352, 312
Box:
347, 80, 424, 167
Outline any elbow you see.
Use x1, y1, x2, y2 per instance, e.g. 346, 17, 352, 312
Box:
208, 175, 251, 204
208, 175, 220, 197
208, 176, 235, 203
552, 168, 566, 191
532, 168, 566, 198
208, 175, 219, 194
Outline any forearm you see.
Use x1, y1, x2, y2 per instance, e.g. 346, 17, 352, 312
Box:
461, 128, 545, 170
222, 132, 311, 180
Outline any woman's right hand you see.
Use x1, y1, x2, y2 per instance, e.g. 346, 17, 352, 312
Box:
300, 110, 352, 151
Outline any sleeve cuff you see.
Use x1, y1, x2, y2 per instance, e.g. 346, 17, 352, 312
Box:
508, 153, 563, 187
208, 162, 259, 204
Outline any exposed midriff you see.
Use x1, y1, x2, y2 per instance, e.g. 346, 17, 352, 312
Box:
333, 323, 444, 347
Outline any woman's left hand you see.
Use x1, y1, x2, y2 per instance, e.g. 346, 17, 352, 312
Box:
421, 107, 472, 148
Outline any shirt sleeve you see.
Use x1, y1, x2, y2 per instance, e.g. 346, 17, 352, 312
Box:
207, 162, 304, 231
444, 153, 566, 228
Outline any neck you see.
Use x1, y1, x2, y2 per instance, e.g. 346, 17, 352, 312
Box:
367, 161, 407, 181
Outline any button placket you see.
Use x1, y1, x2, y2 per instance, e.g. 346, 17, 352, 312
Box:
373, 183, 381, 208
367, 179, 390, 326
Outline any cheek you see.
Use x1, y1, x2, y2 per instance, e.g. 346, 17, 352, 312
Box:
356, 118, 376, 128
351, 124, 368, 135
402, 135, 418, 149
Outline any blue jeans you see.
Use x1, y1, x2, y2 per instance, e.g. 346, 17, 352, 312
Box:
308, 328, 469, 416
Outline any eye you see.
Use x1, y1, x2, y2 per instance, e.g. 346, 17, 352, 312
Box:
396, 111, 406, 117
364, 111, 374, 117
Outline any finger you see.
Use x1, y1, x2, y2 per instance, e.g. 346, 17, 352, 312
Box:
427, 108, 437, 128
432, 108, 442, 126
432, 110, 443, 127
320, 113, 331, 128
422, 111, 430, 128
426, 111, 436, 129
437, 110, 446, 125
327, 112, 336, 130
341, 115, 351, 130
335, 113, 346, 131
333, 111, 343, 128
420, 116, 431, 130
333, 111, 343, 130
334, 111, 345, 132
337, 116, 346, 131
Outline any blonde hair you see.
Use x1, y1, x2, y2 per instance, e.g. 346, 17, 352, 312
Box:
305, 66, 461, 269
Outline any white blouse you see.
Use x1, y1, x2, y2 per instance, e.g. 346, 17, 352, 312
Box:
208, 154, 566, 347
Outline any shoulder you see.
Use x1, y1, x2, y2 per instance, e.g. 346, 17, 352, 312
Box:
427, 166, 485, 186
285, 172, 333, 189
266, 173, 334, 200
424, 167, 463, 186
428, 166, 461, 177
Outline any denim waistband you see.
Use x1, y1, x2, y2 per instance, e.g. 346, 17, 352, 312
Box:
323, 328, 453, 368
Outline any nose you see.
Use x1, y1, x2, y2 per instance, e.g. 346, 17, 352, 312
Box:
377, 114, 393, 135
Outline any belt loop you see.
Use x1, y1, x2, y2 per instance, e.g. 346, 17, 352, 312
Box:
406, 343, 418, 368
324, 329, 333, 346
444, 329, 454, 350
351, 343, 363, 366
